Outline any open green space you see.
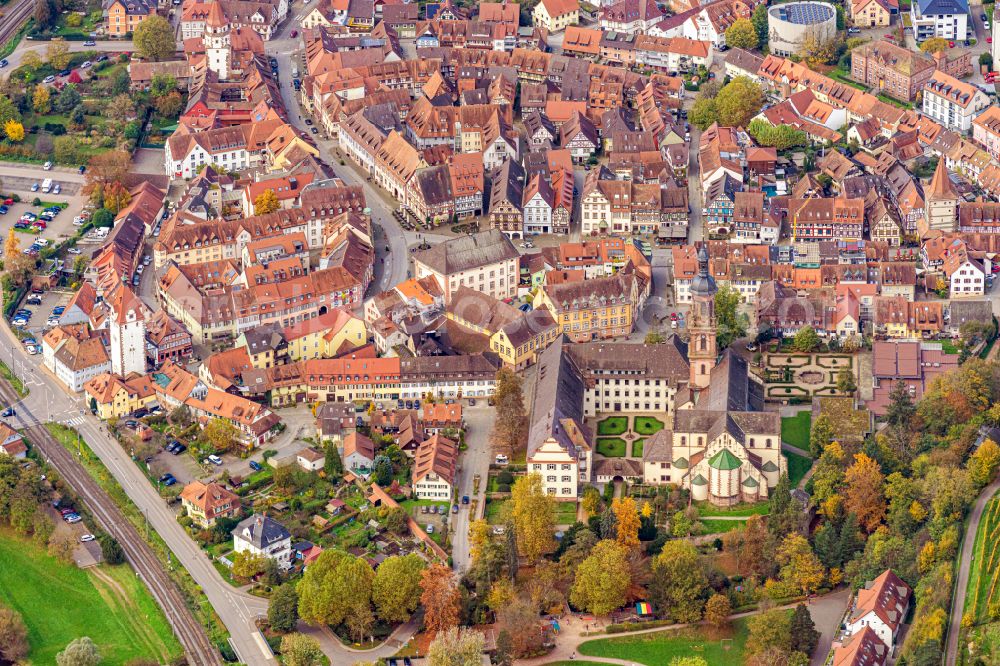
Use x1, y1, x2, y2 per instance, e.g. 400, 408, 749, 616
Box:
966, 492, 1000, 625
580, 616, 753, 664
596, 437, 627, 457
0, 529, 181, 664
597, 416, 628, 436
700, 518, 747, 534
942, 339, 961, 355
631, 439, 645, 457
633, 416, 665, 435
485, 499, 577, 525
784, 451, 813, 487
780, 411, 811, 451
696, 502, 770, 518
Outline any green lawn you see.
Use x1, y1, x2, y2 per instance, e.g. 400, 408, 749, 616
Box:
580, 617, 752, 664
700, 518, 747, 534
597, 416, 628, 436
696, 502, 770, 518
942, 339, 961, 355
780, 411, 811, 452
784, 451, 813, 487
596, 437, 627, 457
0, 530, 182, 664
487, 498, 576, 525
631, 439, 645, 457
966, 492, 1000, 624
633, 416, 665, 435
485, 499, 509, 524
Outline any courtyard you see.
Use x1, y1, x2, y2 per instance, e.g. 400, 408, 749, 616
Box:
594, 415, 665, 458
762, 353, 856, 402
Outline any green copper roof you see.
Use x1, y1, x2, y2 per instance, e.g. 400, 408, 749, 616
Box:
708, 449, 741, 471
762, 461, 779, 473
742, 476, 759, 488
673, 457, 689, 469
691, 474, 708, 486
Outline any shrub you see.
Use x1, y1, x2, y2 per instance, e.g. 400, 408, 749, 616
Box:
498, 471, 514, 485
496, 484, 511, 493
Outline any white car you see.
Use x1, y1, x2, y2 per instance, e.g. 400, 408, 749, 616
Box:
207, 454, 223, 465
426, 524, 435, 534
35, 239, 49, 247
43, 161, 52, 171
26, 345, 38, 355
80, 61, 92, 69
46, 318, 59, 327
65, 515, 82, 524
79, 534, 95, 542
495, 454, 509, 465
67, 248, 81, 255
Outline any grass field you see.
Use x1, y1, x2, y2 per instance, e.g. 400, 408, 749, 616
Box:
0, 529, 181, 664
696, 502, 770, 518
597, 416, 628, 436
784, 451, 813, 487
597, 437, 627, 457
580, 617, 751, 664
781, 411, 811, 451
634, 417, 665, 435
486, 499, 577, 525
632, 439, 644, 457
966, 492, 1000, 624
701, 518, 747, 534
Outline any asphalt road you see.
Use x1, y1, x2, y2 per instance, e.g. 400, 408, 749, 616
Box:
449, 405, 497, 573
2, 40, 135, 76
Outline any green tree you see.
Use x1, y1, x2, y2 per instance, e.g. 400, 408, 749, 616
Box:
649, 541, 707, 623
0, 603, 28, 663
789, 603, 820, 656
492, 367, 527, 457
810, 413, 834, 457
777, 534, 825, 595
279, 633, 324, 666
99, 534, 125, 565
716, 76, 764, 128
47, 41, 71, 70
55, 84, 81, 114
747, 119, 808, 150
919, 37, 949, 54
510, 473, 555, 562
703, 593, 731, 628
569, 539, 630, 615
715, 284, 747, 350
53, 136, 77, 164
56, 636, 101, 666
203, 417, 241, 453
689, 95, 718, 130
494, 629, 514, 666
232, 550, 268, 581
268, 584, 299, 633
792, 325, 820, 352
134, 15, 177, 61
725, 18, 758, 49
372, 454, 393, 486
745, 608, 791, 659
91, 208, 114, 228
426, 627, 486, 666
751, 3, 769, 44
837, 367, 857, 395
150, 73, 178, 96
297, 550, 374, 635
372, 553, 425, 623
323, 439, 343, 480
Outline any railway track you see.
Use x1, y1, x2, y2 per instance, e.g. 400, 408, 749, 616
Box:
0, 378, 223, 666
0, 0, 33, 48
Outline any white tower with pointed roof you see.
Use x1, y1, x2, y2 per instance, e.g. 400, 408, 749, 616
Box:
204, 1, 231, 79
108, 283, 148, 377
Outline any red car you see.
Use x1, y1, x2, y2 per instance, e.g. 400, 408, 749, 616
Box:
3, 198, 11, 205
949, 41, 955, 47
989, 37, 994, 44
290, 29, 298, 37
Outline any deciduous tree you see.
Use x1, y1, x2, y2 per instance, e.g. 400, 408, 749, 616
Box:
279, 633, 324, 666
510, 473, 555, 562
810, 413, 834, 458
48, 529, 76, 563
612, 496, 640, 551
777, 534, 825, 595
56, 636, 101, 666
837, 367, 857, 395
134, 16, 177, 61
799, 33, 841, 68
746, 608, 791, 660
32, 85, 51, 114
20, 50, 43, 73
372, 553, 425, 623
426, 627, 485, 666
203, 417, 241, 453
3, 120, 24, 143
254, 189, 281, 215
716, 76, 764, 128
649, 541, 707, 622
268, 583, 299, 633
5, 229, 33, 284
55, 84, 81, 114
715, 284, 747, 350
970, 438, 1000, 487
153, 91, 183, 119
297, 550, 374, 636
703, 593, 731, 628
919, 37, 949, 53
748, 120, 808, 150
725, 18, 758, 49
106, 94, 135, 122
491, 367, 527, 457
232, 550, 268, 581
0, 603, 29, 663
793, 325, 820, 352
844, 453, 886, 532
47, 41, 71, 70
569, 539, 630, 615
34, 0, 54, 29
751, 3, 768, 44
582, 485, 602, 516
420, 563, 460, 636
469, 518, 491, 562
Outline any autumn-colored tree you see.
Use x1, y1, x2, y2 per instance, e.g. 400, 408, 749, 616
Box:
469, 518, 491, 562
0, 603, 29, 663
703, 593, 731, 628
725, 18, 758, 49
420, 563, 461, 636
134, 15, 177, 61
715, 76, 764, 128
569, 539, 630, 615
107, 94, 135, 122
254, 188, 281, 215
809, 413, 834, 457
203, 417, 241, 453
844, 453, 886, 532
509, 473, 555, 562
33, 85, 51, 114
612, 496, 640, 552
723, 514, 771, 579
582, 485, 602, 516
4, 229, 33, 285
800, 32, 841, 68
777, 533, 825, 596
153, 90, 183, 119
21, 50, 42, 72
47, 40, 71, 70
86, 150, 131, 195
372, 554, 425, 623
232, 550, 268, 581
969, 439, 1000, 487
3, 120, 24, 143
920, 37, 949, 54
836, 367, 857, 395
48, 530, 76, 563
745, 608, 792, 659
426, 627, 485, 666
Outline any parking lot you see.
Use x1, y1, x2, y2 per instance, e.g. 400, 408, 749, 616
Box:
13, 289, 73, 342
0, 164, 91, 250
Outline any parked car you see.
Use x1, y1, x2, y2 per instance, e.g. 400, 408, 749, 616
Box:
43, 161, 52, 171
452, 504, 459, 514
426, 524, 435, 534
462, 495, 469, 504
65, 514, 82, 524
30, 183, 39, 192
207, 454, 223, 466
67, 248, 81, 255
249, 460, 262, 472
80, 534, 95, 542
495, 454, 509, 464
0, 205, 7, 215
171, 444, 187, 455
1, 407, 15, 417
42, 75, 55, 84
83, 40, 96, 46
0, 59, 7, 68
